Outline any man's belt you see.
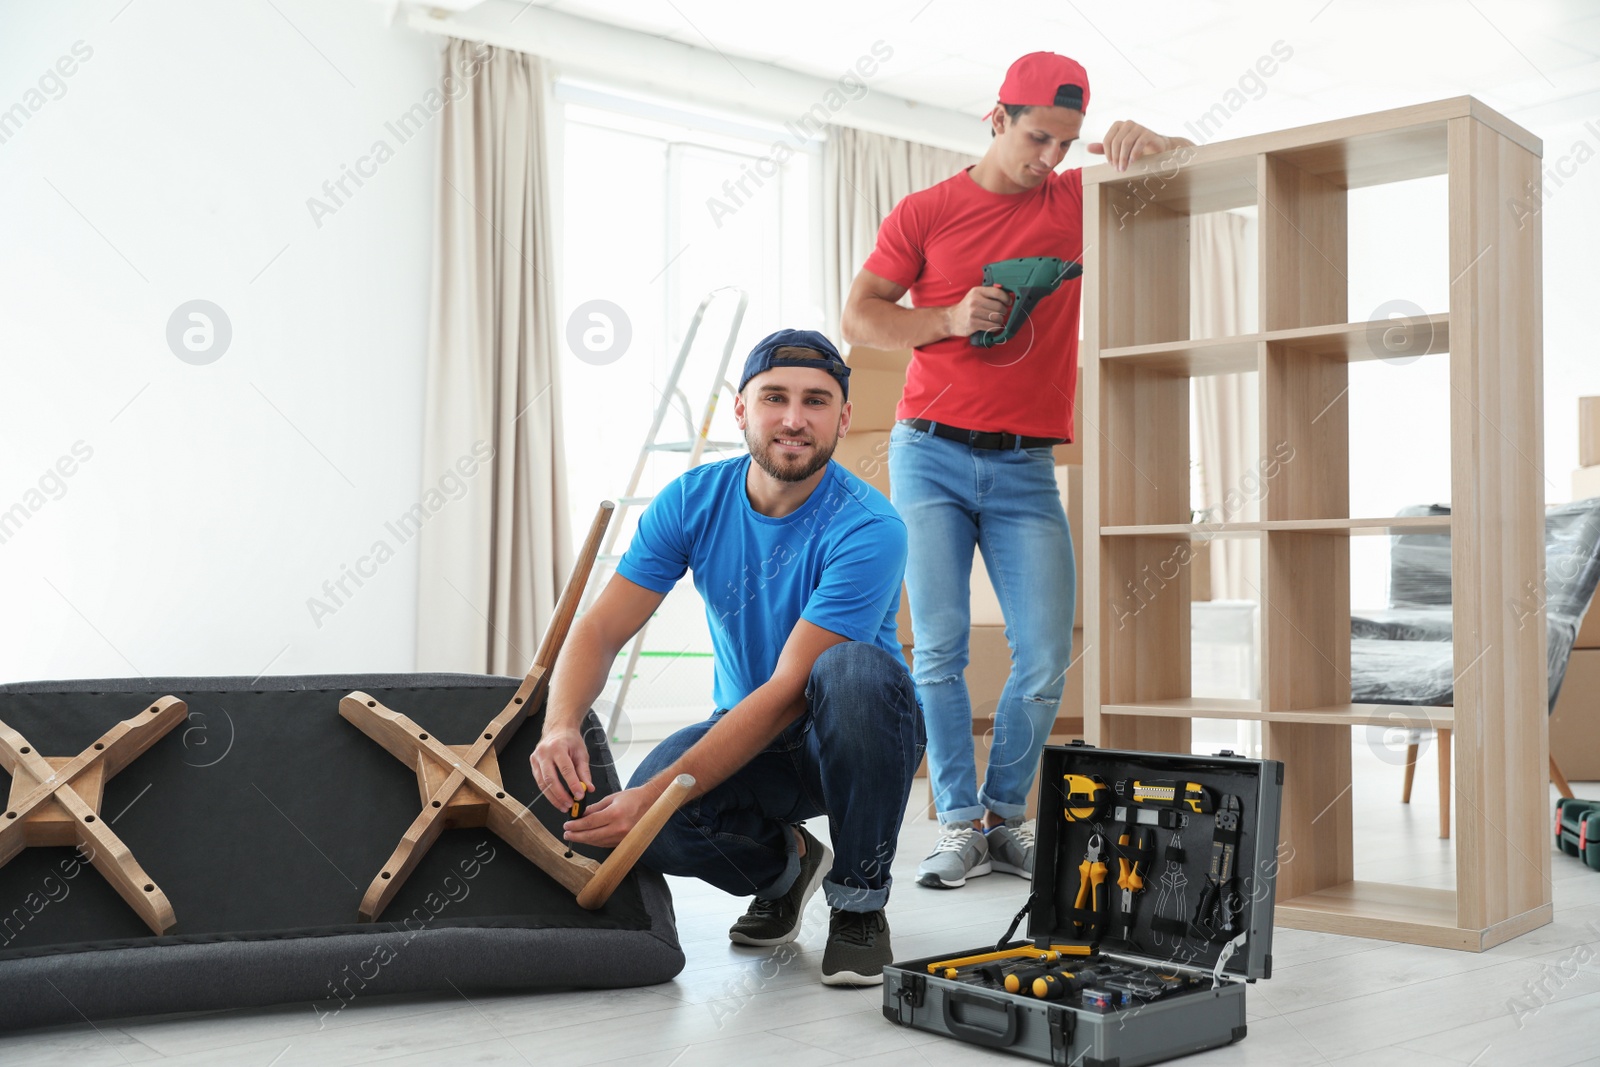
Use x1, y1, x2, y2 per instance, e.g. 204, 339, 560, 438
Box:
898, 419, 1064, 452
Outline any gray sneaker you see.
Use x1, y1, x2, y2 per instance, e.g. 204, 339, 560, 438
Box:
987, 817, 1036, 878
916, 822, 991, 888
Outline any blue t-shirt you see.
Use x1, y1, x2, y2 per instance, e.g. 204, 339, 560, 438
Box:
616, 455, 908, 710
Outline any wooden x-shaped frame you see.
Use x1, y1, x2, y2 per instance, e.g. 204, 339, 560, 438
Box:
340, 501, 693, 920
0, 697, 187, 934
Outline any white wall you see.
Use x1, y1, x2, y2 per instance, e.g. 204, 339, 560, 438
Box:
0, 1, 441, 680
1533, 109, 1600, 494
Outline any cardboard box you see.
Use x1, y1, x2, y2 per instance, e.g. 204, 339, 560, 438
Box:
1582, 397, 1600, 468
842, 342, 1086, 666
907, 625, 1085, 783
1192, 541, 1213, 601
1578, 600, 1600, 651
1551, 647, 1600, 781
962, 623, 1086, 726
832, 430, 892, 498
845, 344, 1082, 463
1575, 465, 1600, 503
843, 345, 912, 432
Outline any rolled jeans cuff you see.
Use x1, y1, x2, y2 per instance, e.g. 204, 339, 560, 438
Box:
751, 824, 801, 900
977, 788, 1028, 821
824, 877, 889, 913
936, 802, 986, 825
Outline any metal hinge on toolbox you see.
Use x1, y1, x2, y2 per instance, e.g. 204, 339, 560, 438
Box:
1211, 932, 1248, 988
887, 972, 925, 1026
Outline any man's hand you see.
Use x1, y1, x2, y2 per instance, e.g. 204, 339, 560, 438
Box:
1088, 121, 1192, 171
562, 784, 660, 848
530, 726, 592, 811
945, 285, 1014, 339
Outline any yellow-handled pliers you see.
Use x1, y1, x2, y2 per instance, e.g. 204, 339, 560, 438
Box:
1117, 826, 1153, 938
1073, 832, 1108, 938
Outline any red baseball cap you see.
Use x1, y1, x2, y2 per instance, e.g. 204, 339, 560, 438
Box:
986, 52, 1090, 120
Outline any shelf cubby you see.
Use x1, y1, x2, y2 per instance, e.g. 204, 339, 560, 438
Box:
1082, 97, 1548, 951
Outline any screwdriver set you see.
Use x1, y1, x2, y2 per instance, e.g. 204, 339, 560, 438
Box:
884, 742, 1284, 1066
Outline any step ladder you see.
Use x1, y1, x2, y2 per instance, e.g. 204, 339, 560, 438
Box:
590, 287, 749, 739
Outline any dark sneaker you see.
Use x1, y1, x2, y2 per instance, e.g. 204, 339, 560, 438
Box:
916, 822, 991, 888
821, 908, 892, 986
986, 817, 1036, 878
728, 824, 832, 947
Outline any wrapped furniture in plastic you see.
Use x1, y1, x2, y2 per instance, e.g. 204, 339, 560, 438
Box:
1350, 499, 1600, 833
1351, 499, 1600, 710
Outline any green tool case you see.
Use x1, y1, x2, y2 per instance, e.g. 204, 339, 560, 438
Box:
1556, 797, 1600, 870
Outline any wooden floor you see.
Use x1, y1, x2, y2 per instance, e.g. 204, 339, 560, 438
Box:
4, 740, 1600, 1067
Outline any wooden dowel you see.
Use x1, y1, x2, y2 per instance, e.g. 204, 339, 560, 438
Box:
575, 774, 694, 910
1550, 754, 1574, 800
532, 501, 614, 672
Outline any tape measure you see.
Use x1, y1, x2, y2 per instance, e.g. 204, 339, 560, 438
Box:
1063, 774, 1109, 822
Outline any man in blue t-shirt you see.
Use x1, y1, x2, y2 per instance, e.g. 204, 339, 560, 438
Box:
531, 329, 921, 988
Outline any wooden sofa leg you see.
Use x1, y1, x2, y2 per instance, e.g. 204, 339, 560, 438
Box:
1402, 742, 1418, 803
1551, 754, 1576, 800
1437, 728, 1451, 839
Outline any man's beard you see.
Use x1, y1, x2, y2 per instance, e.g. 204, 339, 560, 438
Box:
746, 426, 837, 483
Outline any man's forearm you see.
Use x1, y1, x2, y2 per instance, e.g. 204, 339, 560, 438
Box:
643, 681, 806, 802
544, 615, 620, 734
843, 295, 951, 352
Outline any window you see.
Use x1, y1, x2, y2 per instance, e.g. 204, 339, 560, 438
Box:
555, 80, 823, 720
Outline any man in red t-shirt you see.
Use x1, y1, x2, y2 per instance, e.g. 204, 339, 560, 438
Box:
841, 52, 1192, 888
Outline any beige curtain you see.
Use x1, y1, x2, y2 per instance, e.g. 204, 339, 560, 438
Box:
822, 125, 979, 337
1192, 212, 1257, 600
415, 40, 571, 674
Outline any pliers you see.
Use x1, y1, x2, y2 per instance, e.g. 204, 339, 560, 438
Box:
1073, 832, 1109, 939
1117, 826, 1153, 937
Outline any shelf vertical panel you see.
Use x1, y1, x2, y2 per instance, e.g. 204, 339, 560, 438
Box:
1084, 175, 1193, 754
1083, 177, 1105, 750
1261, 342, 1349, 521
1262, 529, 1355, 900
1446, 116, 1550, 938
1098, 535, 1194, 753
1098, 186, 1191, 349
1263, 531, 1352, 711
1094, 362, 1190, 752
1260, 154, 1348, 332
1257, 144, 1359, 912
1100, 364, 1191, 528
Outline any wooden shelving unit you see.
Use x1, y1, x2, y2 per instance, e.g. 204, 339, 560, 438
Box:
1082, 97, 1549, 951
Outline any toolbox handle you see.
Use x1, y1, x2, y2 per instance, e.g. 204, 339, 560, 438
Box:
941, 988, 1018, 1048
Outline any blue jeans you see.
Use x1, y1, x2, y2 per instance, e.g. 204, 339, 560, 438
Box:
888, 421, 1076, 824
628, 642, 923, 912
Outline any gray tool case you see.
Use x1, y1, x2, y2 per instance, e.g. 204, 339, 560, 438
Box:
883, 742, 1284, 1067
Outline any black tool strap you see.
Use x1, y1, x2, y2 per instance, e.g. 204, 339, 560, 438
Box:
1151, 915, 1190, 937
995, 894, 1035, 951
1164, 836, 1186, 865
1117, 826, 1156, 871
1191, 797, 1243, 942
1069, 905, 1105, 941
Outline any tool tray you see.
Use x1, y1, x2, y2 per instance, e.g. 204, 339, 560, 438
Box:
884, 742, 1284, 1067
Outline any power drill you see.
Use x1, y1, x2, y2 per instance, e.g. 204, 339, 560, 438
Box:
969, 256, 1082, 348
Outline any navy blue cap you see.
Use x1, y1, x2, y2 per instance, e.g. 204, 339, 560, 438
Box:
737, 329, 850, 400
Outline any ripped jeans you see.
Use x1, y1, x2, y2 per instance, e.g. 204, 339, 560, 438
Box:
888, 421, 1077, 824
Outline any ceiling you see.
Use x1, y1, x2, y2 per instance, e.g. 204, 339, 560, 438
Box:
504, 0, 1600, 138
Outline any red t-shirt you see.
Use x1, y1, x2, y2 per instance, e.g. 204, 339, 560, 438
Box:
863, 166, 1083, 441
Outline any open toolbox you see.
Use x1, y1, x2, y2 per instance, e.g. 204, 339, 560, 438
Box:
883, 742, 1285, 1066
